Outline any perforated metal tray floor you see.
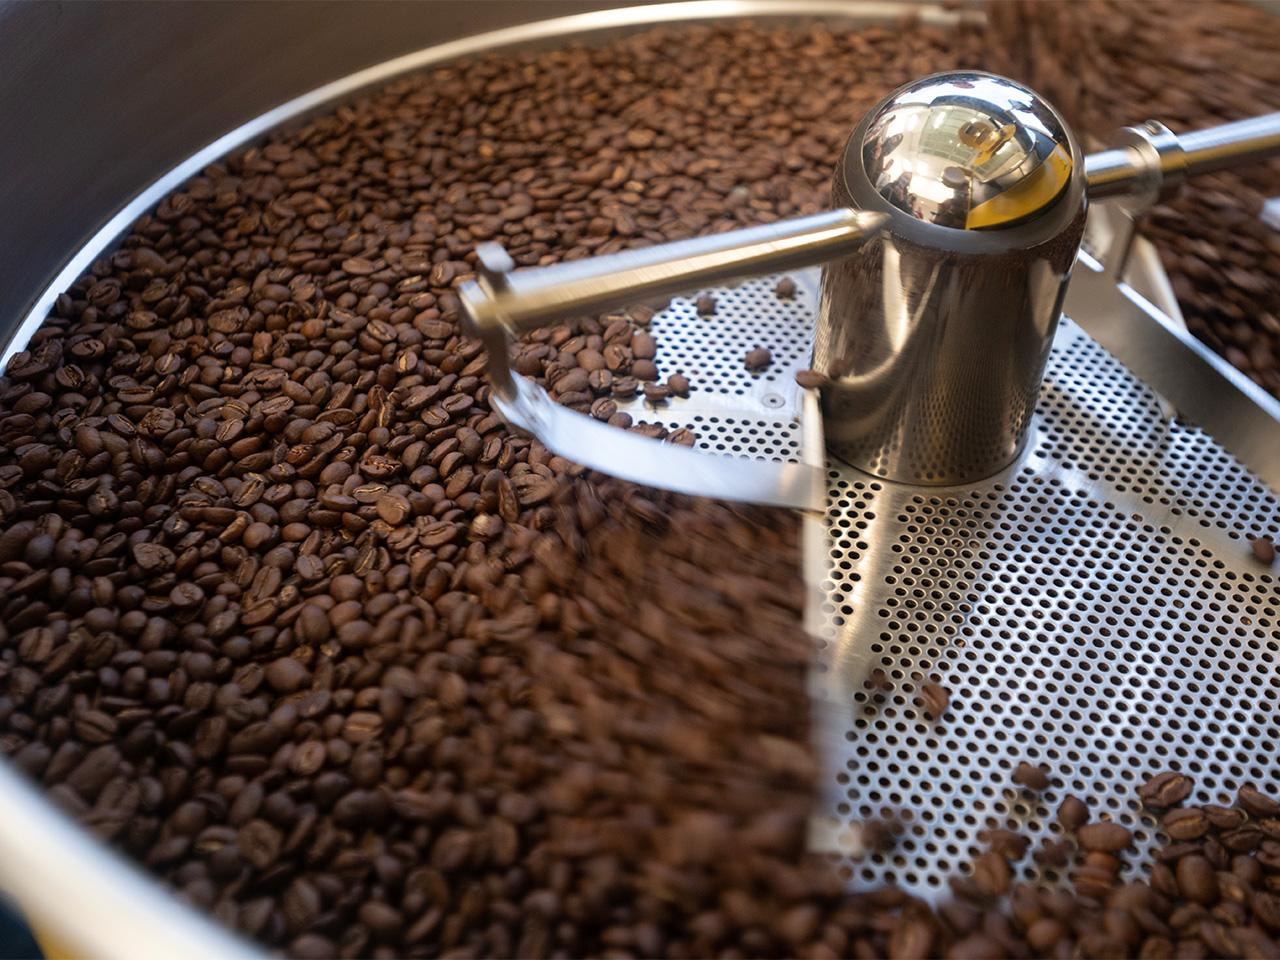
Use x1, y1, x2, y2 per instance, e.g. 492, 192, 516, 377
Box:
630, 267, 1280, 904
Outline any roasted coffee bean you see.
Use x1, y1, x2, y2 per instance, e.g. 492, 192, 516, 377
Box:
775, 276, 798, 299
1012, 761, 1051, 791
1177, 855, 1220, 905
795, 369, 828, 389
865, 668, 893, 693
1139, 771, 1195, 809
695, 295, 716, 316
984, 829, 1030, 862
631, 359, 659, 382
1251, 536, 1276, 566
264, 657, 310, 694
667, 373, 690, 397
590, 397, 617, 422
642, 383, 671, 405
1165, 808, 1211, 841
972, 851, 1012, 897
1240, 785, 1280, 819
1059, 794, 1089, 831
1079, 822, 1134, 853
918, 681, 950, 719
744, 346, 772, 371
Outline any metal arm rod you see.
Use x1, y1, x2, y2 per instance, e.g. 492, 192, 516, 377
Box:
459, 208, 887, 335
1086, 112, 1280, 199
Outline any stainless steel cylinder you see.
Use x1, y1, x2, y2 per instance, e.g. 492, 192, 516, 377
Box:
816, 73, 1088, 485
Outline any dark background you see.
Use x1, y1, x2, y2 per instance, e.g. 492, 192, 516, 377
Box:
0, 0, 637, 341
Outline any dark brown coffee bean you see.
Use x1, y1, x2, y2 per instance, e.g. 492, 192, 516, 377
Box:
1204, 805, 1247, 830
744, 346, 772, 371
631, 331, 657, 361
1250, 536, 1276, 566
590, 397, 617, 421
1239, 785, 1280, 819
264, 657, 310, 694
984, 829, 1030, 862
1079, 822, 1134, 853
795, 369, 828, 389
918, 681, 949, 719
1012, 761, 1051, 791
865, 668, 893, 693
1177, 855, 1219, 905
1059, 794, 1089, 831
1165, 808, 1210, 841
631, 359, 658, 382
237, 819, 282, 870
971, 851, 1012, 897
667, 373, 690, 397
1139, 771, 1195, 809
774, 276, 797, 299
695, 295, 716, 316
642, 383, 670, 405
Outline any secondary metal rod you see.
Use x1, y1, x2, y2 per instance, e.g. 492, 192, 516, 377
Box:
1086, 112, 1280, 198
460, 208, 887, 334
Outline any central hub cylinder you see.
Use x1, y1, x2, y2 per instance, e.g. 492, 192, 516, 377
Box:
817, 72, 1087, 485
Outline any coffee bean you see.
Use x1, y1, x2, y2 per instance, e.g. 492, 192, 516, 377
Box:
1250, 536, 1276, 565
1176, 855, 1219, 905
1164, 808, 1211, 842
1059, 794, 1089, 831
264, 657, 310, 694
643, 383, 671, 405
631, 359, 659, 382
775, 276, 797, 299
695, 295, 716, 316
984, 829, 1030, 862
1239, 785, 1280, 819
1139, 771, 1195, 809
795, 369, 828, 389
865, 668, 893, 693
631, 331, 657, 361
590, 397, 617, 421
744, 347, 772, 371
1078, 822, 1134, 853
1012, 761, 1051, 792
918, 681, 950, 719
972, 851, 1012, 897
667, 373, 690, 397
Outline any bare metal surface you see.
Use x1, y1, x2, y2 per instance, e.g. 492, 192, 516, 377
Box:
813, 310, 1280, 900
617, 253, 1280, 905
825, 72, 1087, 487
459, 211, 886, 509
459, 210, 887, 334
480, 271, 826, 508
861, 72, 1074, 229
1066, 243, 1280, 492
1085, 112, 1280, 199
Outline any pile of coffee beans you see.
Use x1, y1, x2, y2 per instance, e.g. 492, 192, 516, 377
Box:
989, 0, 1280, 399
0, 4, 1278, 958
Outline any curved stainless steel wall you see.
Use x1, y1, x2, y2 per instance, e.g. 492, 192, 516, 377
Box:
0, 0, 630, 341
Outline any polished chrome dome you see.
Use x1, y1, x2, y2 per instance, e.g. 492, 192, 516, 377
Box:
861, 72, 1074, 230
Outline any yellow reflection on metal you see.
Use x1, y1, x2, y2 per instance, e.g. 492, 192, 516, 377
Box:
967, 143, 1073, 229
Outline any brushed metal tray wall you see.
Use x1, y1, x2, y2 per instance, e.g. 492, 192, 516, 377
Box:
638, 272, 1280, 904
